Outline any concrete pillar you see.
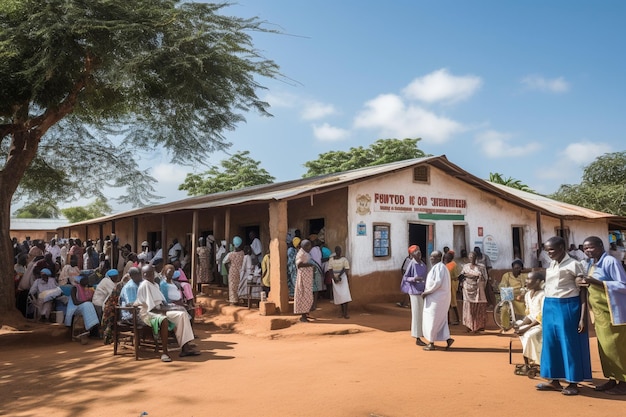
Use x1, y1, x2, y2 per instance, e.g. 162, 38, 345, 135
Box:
268, 201, 289, 314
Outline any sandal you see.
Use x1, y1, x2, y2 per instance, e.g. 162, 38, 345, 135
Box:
514, 365, 529, 376
595, 379, 617, 391
179, 350, 200, 357
423, 344, 436, 351
536, 382, 561, 391
606, 383, 626, 396
161, 354, 172, 362
445, 338, 454, 350
561, 386, 579, 396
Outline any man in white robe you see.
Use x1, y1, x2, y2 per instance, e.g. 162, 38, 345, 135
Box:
422, 251, 455, 351
135, 264, 199, 362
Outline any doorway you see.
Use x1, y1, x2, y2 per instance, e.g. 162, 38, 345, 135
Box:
408, 223, 430, 262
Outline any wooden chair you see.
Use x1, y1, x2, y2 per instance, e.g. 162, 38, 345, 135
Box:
113, 306, 156, 360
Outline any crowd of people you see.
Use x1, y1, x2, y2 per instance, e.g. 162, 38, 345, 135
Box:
399, 236, 626, 397
13, 235, 200, 361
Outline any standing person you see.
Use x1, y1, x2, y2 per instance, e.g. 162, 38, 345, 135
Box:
196, 237, 211, 291
460, 251, 488, 333
329, 246, 352, 319
223, 236, 244, 305
249, 231, 262, 264
215, 239, 229, 287
499, 259, 528, 318
287, 237, 300, 298
422, 251, 454, 351
443, 251, 461, 325
294, 239, 315, 323
577, 236, 626, 395
536, 236, 591, 396
401, 245, 427, 346
261, 248, 271, 298
168, 238, 182, 263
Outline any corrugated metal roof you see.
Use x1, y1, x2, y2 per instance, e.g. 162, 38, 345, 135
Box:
11, 218, 70, 230
62, 155, 626, 228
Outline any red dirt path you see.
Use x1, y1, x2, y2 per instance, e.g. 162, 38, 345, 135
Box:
1, 301, 623, 417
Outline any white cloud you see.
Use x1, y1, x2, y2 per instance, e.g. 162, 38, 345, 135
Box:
402, 68, 483, 104
562, 141, 612, 165
353, 94, 464, 143
521, 75, 570, 93
301, 101, 337, 121
474, 130, 541, 158
263, 91, 299, 108
534, 141, 612, 190
312, 123, 350, 141
151, 163, 193, 185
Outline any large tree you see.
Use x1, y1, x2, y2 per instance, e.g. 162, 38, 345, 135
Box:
302, 138, 429, 178
179, 151, 275, 196
0, 1, 280, 317
550, 151, 626, 216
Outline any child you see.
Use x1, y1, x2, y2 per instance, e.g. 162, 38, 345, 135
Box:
514, 271, 545, 375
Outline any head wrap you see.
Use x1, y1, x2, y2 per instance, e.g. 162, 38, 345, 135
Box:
207, 234, 215, 242
172, 270, 181, 279
408, 245, 420, 256
141, 241, 149, 247
40, 268, 52, 276
292, 237, 301, 248
106, 269, 119, 277
321, 247, 332, 259
233, 236, 243, 248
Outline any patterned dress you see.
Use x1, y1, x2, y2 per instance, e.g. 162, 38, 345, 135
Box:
287, 246, 297, 297
196, 246, 212, 284
226, 250, 244, 303
461, 263, 488, 332
294, 249, 314, 314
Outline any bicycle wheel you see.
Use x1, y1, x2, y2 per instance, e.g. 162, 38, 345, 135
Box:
493, 301, 514, 330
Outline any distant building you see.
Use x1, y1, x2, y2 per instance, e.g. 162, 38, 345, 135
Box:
10, 218, 70, 242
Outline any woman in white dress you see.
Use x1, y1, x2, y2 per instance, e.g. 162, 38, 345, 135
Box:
515, 271, 545, 373
328, 246, 352, 319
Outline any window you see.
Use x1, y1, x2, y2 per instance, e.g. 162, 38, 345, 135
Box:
413, 166, 429, 183
373, 223, 391, 257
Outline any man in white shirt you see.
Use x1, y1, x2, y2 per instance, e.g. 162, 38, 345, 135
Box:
134, 264, 199, 362
168, 238, 182, 263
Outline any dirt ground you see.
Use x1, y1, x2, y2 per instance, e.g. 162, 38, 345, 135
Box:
1, 300, 624, 417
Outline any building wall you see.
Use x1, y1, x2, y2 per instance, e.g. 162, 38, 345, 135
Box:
344, 166, 611, 305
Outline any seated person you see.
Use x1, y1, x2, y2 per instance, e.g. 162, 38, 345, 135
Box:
514, 271, 546, 374
120, 267, 142, 306
29, 268, 64, 321
172, 261, 195, 310
159, 264, 186, 306
102, 273, 131, 345
499, 259, 528, 318
92, 269, 120, 321
64, 273, 100, 335
134, 264, 199, 362
58, 255, 81, 286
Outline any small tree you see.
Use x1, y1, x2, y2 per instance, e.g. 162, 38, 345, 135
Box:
179, 151, 275, 196
61, 197, 113, 223
13, 201, 60, 219
550, 151, 626, 216
488, 173, 535, 193
303, 138, 429, 177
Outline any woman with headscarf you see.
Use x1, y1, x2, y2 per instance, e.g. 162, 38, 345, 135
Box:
460, 251, 489, 333
401, 245, 428, 346
294, 239, 314, 322
287, 237, 300, 298
223, 236, 244, 305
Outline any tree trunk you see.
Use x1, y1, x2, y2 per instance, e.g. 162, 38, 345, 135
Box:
0, 182, 18, 322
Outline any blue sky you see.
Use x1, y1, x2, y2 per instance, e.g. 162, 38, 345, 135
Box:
128, 1, 626, 210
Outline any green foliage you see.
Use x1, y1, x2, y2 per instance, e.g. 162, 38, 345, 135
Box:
179, 151, 275, 196
13, 201, 60, 218
0, 0, 281, 207
550, 151, 626, 216
488, 173, 535, 193
302, 138, 429, 178
60, 197, 113, 223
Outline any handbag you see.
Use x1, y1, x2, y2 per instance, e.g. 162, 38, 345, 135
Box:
324, 269, 334, 285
